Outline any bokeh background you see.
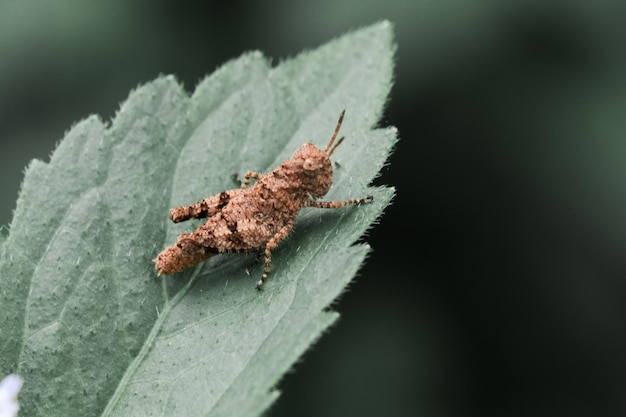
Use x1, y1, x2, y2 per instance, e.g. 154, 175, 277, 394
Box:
2, 1, 626, 416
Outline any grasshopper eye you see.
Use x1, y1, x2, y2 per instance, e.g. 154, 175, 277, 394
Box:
303, 158, 321, 171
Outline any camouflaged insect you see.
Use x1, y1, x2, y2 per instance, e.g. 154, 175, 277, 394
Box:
155, 110, 372, 289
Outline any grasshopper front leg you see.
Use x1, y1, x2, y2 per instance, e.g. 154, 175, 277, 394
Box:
306, 195, 373, 209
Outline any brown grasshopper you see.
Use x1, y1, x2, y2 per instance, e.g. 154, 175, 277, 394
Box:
155, 110, 372, 289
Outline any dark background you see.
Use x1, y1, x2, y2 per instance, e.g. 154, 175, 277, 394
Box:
2, 1, 626, 416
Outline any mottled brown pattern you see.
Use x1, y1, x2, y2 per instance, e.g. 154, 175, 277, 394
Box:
155, 110, 372, 289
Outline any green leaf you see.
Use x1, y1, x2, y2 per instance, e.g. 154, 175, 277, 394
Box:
0, 21, 396, 417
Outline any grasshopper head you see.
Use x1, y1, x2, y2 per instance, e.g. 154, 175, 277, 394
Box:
288, 111, 346, 198
290, 143, 334, 197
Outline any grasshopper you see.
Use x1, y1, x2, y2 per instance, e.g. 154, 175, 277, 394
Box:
155, 110, 372, 289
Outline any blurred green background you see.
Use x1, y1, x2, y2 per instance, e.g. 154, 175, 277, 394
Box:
2, 1, 626, 416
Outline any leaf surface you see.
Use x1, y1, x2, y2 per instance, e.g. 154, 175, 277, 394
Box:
0, 21, 397, 417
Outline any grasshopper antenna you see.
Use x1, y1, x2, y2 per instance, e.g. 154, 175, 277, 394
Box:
325, 110, 346, 156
